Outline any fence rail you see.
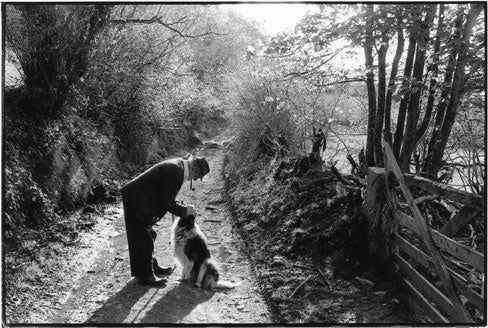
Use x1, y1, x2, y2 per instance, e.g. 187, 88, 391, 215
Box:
403, 173, 484, 211
381, 141, 485, 323
394, 209, 484, 271
394, 231, 484, 310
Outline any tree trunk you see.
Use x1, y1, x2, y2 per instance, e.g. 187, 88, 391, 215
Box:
374, 32, 389, 166
385, 11, 405, 146
424, 4, 483, 175
364, 4, 377, 167
415, 4, 445, 145
12, 5, 111, 118
392, 33, 417, 158
422, 8, 464, 175
400, 5, 436, 172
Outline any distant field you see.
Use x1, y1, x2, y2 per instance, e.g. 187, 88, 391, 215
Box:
324, 132, 485, 193
322, 133, 366, 173
5, 59, 22, 87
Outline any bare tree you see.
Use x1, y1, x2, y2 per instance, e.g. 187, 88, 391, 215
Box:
5, 4, 111, 118
423, 3, 483, 176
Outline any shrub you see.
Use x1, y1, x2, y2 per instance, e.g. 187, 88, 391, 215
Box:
3, 86, 118, 242
3, 162, 56, 241
40, 114, 118, 208
73, 18, 227, 167
5, 4, 110, 118
228, 67, 298, 166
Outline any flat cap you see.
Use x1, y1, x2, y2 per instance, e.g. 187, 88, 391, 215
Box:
195, 157, 210, 180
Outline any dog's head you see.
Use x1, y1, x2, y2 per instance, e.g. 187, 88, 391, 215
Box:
177, 214, 196, 231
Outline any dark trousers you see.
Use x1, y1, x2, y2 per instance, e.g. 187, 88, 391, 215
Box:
122, 191, 158, 278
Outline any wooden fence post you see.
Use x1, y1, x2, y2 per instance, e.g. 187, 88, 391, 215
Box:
362, 167, 393, 269
383, 141, 473, 323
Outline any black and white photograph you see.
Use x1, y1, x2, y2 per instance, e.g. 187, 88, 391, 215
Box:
2, 2, 486, 325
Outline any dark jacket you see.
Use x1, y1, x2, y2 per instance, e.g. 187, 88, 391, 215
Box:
121, 158, 188, 224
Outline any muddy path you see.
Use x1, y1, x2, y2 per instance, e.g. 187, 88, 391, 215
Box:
47, 134, 271, 324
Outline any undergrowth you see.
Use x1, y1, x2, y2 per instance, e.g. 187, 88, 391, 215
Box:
223, 148, 383, 322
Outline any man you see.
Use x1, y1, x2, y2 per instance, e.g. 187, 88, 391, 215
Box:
121, 155, 210, 285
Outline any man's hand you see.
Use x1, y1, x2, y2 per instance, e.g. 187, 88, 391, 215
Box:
186, 204, 196, 217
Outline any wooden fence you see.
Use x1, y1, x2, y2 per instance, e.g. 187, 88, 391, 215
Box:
382, 141, 485, 323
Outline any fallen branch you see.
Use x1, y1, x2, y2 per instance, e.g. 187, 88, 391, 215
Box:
208, 199, 226, 205
311, 170, 336, 178
331, 165, 350, 185
468, 224, 477, 249
289, 275, 312, 299
343, 174, 367, 187
299, 292, 312, 301
355, 276, 374, 286
316, 267, 331, 290
291, 177, 335, 193
346, 154, 360, 174
203, 188, 224, 194
292, 263, 314, 270
414, 194, 439, 205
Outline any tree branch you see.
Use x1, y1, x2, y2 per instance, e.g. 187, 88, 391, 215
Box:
469, 41, 485, 56
283, 47, 346, 79
163, 16, 189, 26
310, 78, 366, 87
110, 17, 227, 38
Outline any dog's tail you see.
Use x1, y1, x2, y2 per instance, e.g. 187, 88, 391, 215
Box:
213, 280, 241, 289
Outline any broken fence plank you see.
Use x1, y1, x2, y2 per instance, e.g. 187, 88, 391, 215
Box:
394, 209, 483, 272
394, 233, 484, 311
403, 174, 484, 212
383, 141, 472, 323
439, 206, 480, 238
448, 268, 485, 312
395, 232, 431, 271
399, 276, 449, 323
395, 254, 454, 318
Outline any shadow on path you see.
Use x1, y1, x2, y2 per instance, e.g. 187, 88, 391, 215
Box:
139, 282, 215, 323
85, 279, 149, 323
85, 279, 214, 324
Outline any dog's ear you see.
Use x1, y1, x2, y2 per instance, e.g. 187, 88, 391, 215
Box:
178, 214, 195, 228
178, 214, 191, 227
185, 215, 195, 230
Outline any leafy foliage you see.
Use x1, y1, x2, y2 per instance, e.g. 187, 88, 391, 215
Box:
3, 4, 260, 245
3, 164, 56, 240
263, 3, 485, 180
5, 4, 111, 118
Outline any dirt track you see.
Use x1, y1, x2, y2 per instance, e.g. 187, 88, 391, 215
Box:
48, 135, 271, 324
12, 131, 410, 325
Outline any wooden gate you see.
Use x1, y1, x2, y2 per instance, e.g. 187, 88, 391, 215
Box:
382, 141, 485, 323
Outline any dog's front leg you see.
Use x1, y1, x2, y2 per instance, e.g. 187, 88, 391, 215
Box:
182, 260, 194, 280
